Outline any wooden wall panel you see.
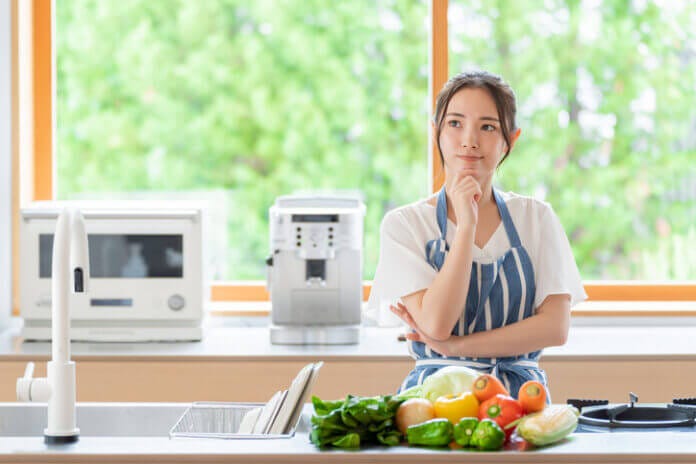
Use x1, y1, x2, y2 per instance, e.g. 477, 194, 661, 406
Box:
2, 359, 694, 403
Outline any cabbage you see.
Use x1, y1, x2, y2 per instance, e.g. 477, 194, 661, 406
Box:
398, 366, 480, 403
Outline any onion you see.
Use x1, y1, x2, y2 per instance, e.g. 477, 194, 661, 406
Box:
395, 398, 436, 434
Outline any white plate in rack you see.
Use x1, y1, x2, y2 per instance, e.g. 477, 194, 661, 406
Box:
268, 362, 316, 435
262, 390, 288, 434
283, 361, 323, 434
252, 390, 283, 435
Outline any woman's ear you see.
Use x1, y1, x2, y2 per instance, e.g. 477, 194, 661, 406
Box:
509, 128, 522, 150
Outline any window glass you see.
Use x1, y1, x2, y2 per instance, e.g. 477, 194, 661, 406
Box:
56, 0, 428, 280
449, 0, 696, 279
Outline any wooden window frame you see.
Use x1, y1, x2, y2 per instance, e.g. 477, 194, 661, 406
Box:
12, 0, 695, 317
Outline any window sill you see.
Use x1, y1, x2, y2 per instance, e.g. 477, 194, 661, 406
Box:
209, 300, 696, 318
572, 300, 696, 317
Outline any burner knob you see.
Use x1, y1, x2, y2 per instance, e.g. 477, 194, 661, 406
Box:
168, 294, 186, 311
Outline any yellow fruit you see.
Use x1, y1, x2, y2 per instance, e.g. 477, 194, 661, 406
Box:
433, 392, 480, 423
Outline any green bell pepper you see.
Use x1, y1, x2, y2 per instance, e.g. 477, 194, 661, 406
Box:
406, 418, 453, 447
470, 418, 505, 451
453, 417, 479, 447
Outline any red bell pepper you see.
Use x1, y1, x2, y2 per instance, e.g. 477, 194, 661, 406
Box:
478, 394, 524, 438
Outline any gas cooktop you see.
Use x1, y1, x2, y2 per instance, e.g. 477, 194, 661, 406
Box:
569, 393, 696, 433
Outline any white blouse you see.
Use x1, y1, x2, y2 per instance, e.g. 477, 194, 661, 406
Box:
366, 190, 587, 321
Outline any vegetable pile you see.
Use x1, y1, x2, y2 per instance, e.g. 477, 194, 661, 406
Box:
310, 370, 579, 452
310, 394, 405, 448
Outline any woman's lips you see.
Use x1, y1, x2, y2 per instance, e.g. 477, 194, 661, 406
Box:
456, 155, 483, 162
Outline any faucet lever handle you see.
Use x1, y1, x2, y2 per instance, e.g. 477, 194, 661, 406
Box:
17, 362, 36, 402
23, 361, 35, 380
16, 362, 50, 402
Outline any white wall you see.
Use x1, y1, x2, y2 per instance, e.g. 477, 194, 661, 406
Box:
0, 0, 13, 329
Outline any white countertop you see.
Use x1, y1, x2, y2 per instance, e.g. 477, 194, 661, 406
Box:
1, 406, 696, 463
0, 317, 696, 361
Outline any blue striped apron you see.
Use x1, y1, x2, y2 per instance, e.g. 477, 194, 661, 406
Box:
399, 186, 550, 400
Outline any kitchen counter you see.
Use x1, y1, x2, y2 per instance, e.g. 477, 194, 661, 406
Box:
1, 406, 696, 464
1, 318, 696, 403
1, 317, 696, 361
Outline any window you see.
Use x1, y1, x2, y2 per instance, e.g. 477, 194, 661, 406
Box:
54, 0, 428, 282
22, 0, 696, 308
448, 0, 696, 281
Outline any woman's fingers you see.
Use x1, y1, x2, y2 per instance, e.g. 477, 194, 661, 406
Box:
451, 177, 483, 207
390, 303, 418, 330
391, 307, 415, 328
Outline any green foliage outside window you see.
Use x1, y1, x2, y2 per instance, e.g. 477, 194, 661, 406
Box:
56, 0, 696, 281
449, 0, 696, 280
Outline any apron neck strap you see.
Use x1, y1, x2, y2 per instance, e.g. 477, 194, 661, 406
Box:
493, 189, 522, 248
435, 186, 448, 240
435, 186, 522, 248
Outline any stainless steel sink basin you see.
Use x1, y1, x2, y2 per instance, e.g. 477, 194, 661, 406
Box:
0, 402, 188, 437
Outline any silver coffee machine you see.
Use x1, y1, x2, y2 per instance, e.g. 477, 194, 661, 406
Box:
266, 194, 365, 345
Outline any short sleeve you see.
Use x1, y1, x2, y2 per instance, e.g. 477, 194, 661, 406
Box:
533, 205, 588, 309
366, 210, 438, 318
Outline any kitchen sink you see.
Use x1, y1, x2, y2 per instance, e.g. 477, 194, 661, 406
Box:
0, 402, 188, 437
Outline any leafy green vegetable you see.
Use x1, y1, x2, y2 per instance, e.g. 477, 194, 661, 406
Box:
310, 394, 406, 449
311, 397, 345, 416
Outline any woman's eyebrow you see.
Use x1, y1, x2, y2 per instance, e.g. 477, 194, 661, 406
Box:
445, 112, 499, 122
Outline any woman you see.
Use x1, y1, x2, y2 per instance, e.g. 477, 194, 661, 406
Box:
367, 70, 586, 398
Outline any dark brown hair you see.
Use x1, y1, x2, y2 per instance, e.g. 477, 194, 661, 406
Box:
433, 70, 518, 167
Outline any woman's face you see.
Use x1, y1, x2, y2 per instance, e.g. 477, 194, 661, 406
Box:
436, 87, 514, 184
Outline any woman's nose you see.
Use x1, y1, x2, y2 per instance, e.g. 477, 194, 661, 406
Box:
460, 129, 479, 148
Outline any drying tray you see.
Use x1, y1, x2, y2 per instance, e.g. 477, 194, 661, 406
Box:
169, 402, 298, 439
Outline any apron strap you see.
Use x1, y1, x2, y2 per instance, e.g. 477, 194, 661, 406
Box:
493, 188, 522, 248
425, 186, 449, 270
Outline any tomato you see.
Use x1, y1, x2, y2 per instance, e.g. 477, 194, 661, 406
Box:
478, 394, 524, 438
433, 392, 480, 424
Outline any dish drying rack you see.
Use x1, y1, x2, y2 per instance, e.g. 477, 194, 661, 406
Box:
169, 402, 296, 439
169, 362, 321, 439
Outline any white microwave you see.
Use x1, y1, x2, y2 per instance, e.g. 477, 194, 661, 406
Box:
20, 202, 205, 342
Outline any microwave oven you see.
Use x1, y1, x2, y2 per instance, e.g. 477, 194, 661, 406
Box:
20, 202, 205, 342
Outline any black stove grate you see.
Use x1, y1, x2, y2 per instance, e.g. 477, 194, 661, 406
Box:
673, 397, 696, 406
566, 398, 609, 411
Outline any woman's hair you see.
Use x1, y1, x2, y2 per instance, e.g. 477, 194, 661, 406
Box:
433, 70, 518, 167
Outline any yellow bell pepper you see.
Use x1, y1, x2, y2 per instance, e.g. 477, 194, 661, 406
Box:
433, 391, 480, 424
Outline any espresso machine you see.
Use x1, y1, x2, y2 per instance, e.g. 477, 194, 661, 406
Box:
266, 194, 365, 345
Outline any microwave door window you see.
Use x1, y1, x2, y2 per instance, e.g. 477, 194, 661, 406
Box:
39, 234, 183, 278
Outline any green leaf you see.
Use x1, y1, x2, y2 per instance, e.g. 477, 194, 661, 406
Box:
331, 432, 361, 449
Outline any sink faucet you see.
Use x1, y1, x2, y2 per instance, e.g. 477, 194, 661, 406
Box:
17, 207, 89, 444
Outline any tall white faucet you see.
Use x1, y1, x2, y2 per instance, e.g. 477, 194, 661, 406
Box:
17, 207, 89, 444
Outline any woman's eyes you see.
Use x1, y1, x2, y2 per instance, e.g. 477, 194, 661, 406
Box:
447, 120, 497, 132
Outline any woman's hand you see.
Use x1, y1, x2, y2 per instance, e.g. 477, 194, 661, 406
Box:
390, 302, 460, 357
447, 173, 482, 227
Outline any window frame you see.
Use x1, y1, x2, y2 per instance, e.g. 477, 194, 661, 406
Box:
12, 0, 696, 317
1, 0, 14, 328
